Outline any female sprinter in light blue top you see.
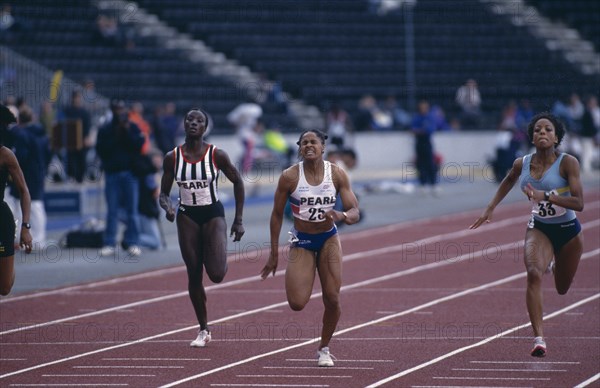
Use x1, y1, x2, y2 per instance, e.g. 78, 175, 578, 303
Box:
260, 129, 360, 367
470, 112, 584, 358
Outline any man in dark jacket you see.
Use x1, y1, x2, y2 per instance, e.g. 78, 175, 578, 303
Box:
96, 100, 145, 257
9, 105, 51, 248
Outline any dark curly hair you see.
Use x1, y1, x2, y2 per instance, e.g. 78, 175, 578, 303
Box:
296, 129, 328, 146
527, 112, 566, 147
296, 129, 328, 160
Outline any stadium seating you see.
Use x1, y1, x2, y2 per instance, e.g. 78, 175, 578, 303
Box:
525, 0, 599, 50
137, 0, 598, 127
4, 2, 291, 132
4, 0, 598, 132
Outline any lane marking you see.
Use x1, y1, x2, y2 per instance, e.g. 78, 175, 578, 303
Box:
42, 374, 154, 377
5, 199, 597, 304
3, 244, 598, 381
3, 210, 569, 338
451, 368, 567, 372
575, 373, 600, 388
365, 293, 600, 387
2, 243, 598, 381
158, 251, 599, 387
434, 376, 551, 381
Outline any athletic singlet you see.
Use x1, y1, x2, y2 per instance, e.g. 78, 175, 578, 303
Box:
289, 161, 337, 222
519, 153, 576, 224
174, 144, 220, 206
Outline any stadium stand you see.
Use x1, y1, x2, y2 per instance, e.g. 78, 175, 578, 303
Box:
525, 0, 599, 50
2, 0, 599, 132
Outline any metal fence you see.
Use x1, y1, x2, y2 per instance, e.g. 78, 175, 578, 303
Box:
0, 45, 109, 121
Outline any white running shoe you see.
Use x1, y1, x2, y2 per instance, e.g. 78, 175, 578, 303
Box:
531, 336, 546, 357
190, 329, 211, 347
544, 260, 555, 275
317, 347, 335, 367
99, 246, 115, 257
126, 245, 142, 257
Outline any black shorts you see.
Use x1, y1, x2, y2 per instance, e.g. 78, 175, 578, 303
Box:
178, 202, 225, 227
0, 201, 15, 258
533, 218, 582, 253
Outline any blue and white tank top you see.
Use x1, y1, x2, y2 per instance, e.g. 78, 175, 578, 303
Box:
289, 161, 337, 222
519, 153, 576, 224
174, 144, 219, 206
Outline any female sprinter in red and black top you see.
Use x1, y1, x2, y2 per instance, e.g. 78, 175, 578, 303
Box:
160, 108, 245, 347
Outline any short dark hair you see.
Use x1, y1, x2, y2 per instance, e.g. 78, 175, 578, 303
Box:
0, 104, 16, 127
185, 108, 209, 124
296, 129, 328, 146
0, 104, 16, 145
527, 112, 566, 146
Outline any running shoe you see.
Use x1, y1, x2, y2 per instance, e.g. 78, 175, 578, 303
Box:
544, 260, 555, 275
99, 246, 115, 257
317, 347, 336, 367
190, 329, 211, 347
531, 336, 546, 357
126, 245, 142, 257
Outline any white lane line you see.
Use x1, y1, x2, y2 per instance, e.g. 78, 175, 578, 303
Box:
451, 368, 567, 372
101, 358, 208, 361
0, 266, 185, 304
0, 211, 547, 337
410, 384, 533, 388
236, 374, 352, 379
158, 247, 598, 388
263, 366, 374, 370
286, 359, 394, 363
9, 198, 593, 305
73, 366, 183, 369
9, 385, 129, 387
471, 361, 580, 365
5, 246, 600, 379
365, 292, 600, 387
42, 374, 154, 377
575, 373, 600, 388
434, 376, 551, 381
210, 385, 329, 387
2, 245, 598, 381
0, 202, 481, 306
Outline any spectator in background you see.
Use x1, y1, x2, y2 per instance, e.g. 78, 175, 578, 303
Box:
39, 101, 56, 139
455, 79, 482, 130
96, 100, 145, 257
325, 102, 353, 149
381, 95, 411, 130
263, 122, 295, 169
354, 94, 393, 132
411, 99, 439, 195
8, 105, 51, 248
567, 93, 585, 134
580, 95, 599, 174
0, 3, 27, 43
227, 99, 263, 174
128, 101, 151, 155
492, 101, 521, 182
153, 102, 179, 155
62, 90, 91, 182
137, 150, 162, 250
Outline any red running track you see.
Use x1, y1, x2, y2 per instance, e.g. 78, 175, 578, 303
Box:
1, 191, 599, 387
